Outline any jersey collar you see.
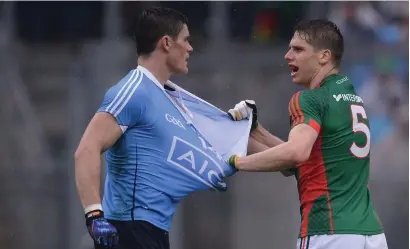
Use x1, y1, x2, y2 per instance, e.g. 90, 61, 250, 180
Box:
137, 65, 181, 92
137, 65, 194, 121
319, 74, 342, 87
137, 65, 165, 90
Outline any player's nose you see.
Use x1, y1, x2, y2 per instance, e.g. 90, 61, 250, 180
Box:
187, 43, 193, 53
284, 50, 292, 61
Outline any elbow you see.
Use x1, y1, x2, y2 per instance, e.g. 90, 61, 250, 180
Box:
74, 145, 92, 164
74, 147, 84, 164
74, 143, 102, 165
291, 148, 311, 164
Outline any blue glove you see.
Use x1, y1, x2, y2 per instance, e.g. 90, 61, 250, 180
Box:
86, 210, 119, 248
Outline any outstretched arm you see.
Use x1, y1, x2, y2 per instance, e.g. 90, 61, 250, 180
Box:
227, 99, 295, 176
229, 90, 323, 173
234, 124, 318, 172
248, 124, 297, 177
247, 136, 270, 155
250, 124, 284, 149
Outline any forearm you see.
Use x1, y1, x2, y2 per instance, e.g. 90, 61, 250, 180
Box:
247, 136, 270, 155
236, 142, 298, 172
74, 148, 102, 209
251, 124, 284, 148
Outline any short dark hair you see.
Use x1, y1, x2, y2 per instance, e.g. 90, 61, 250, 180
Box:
294, 19, 344, 67
135, 6, 188, 56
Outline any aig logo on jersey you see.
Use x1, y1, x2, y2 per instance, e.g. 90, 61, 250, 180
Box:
167, 136, 227, 191
165, 114, 186, 130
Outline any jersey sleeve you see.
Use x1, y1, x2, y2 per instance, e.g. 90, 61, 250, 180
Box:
288, 91, 323, 133
97, 84, 145, 133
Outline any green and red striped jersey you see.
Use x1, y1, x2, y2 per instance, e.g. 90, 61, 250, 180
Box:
288, 74, 384, 238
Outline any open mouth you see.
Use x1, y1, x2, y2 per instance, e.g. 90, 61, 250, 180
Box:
289, 65, 299, 73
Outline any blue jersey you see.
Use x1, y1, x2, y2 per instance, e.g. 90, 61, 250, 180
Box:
97, 66, 243, 231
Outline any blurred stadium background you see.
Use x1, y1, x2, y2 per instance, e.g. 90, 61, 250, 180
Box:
0, 1, 408, 249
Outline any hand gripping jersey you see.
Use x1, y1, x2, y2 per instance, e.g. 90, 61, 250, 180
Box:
97, 66, 250, 231
288, 74, 384, 237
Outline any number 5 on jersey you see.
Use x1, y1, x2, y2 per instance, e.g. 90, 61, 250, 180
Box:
350, 105, 370, 158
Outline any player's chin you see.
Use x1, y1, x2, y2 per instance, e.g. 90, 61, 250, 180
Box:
291, 75, 306, 86
291, 77, 302, 85
176, 64, 189, 75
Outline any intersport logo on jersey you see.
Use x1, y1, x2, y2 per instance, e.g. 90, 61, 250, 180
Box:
333, 94, 363, 103
167, 136, 227, 191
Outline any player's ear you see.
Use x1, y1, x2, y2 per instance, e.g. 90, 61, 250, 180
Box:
319, 49, 331, 65
159, 35, 173, 53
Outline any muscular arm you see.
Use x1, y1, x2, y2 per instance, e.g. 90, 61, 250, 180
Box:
247, 136, 270, 155
74, 112, 123, 209
246, 123, 291, 176
237, 124, 318, 172
250, 124, 284, 149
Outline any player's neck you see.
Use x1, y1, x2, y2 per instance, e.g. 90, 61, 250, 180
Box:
308, 65, 339, 89
138, 56, 171, 86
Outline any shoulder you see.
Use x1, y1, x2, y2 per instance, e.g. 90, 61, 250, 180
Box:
288, 89, 326, 127
288, 89, 325, 109
104, 69, 151, 102
101, 69, 153, 115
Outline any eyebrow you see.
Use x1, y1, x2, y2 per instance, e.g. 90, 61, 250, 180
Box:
289, 45, 304, 50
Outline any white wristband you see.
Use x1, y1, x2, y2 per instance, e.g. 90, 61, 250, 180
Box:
84, 204, 103, 214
